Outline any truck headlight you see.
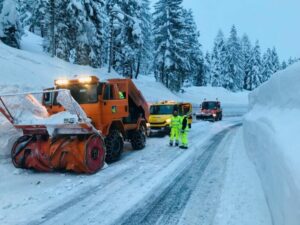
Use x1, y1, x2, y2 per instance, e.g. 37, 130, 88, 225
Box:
166, 118, 171, 124
55, 79, 69, 86
78, 76, 92, 83
213, 114, 217, 117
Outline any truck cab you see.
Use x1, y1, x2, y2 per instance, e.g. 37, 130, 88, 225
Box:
196, 100, 222, 121
43, 76, 149, 162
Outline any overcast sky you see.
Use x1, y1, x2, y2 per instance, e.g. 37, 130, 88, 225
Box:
152, 0, 300, 61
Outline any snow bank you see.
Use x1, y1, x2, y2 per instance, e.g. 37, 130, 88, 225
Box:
243, 62, 300, 225
0, 116, 20, 158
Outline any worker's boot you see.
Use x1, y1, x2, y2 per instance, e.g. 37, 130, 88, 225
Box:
175, 141, 179, 147
180, 145, 188, 149
169, 141, 173, 146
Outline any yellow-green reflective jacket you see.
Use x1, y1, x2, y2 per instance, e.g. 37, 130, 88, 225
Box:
170, 116, 181, 128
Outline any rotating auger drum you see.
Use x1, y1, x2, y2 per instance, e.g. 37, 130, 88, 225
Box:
0, 90, 106, 174
11, 134, 106, 174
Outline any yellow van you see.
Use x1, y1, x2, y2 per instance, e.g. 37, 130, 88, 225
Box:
149, 101, 192, 135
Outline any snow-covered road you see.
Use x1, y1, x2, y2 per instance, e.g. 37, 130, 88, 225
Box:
0, 117, 272, 225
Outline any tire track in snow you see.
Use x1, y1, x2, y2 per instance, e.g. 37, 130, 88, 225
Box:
22, 121, 241, 225
26, 140, 184, 225
120, 124, 241, 225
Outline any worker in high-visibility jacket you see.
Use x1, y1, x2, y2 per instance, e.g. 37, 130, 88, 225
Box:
180, 114, 190, 149
169, 110, 181, 146
119, 91, 125, 99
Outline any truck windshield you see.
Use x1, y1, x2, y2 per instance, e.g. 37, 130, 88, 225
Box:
150, 105, 175, 115
202, 102, 218, 110
69, 84, 98, 104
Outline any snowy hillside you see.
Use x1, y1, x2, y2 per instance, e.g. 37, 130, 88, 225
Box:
243, 62, 300, 225
0, 32, 250, 105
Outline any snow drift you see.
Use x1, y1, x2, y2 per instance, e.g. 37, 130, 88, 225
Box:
243, 62, 300, 225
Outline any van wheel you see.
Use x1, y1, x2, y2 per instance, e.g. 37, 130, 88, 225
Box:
131, 129, 146, 150
105, 130, 123, 163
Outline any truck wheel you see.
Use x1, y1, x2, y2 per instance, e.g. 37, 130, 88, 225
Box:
85, 134, 106, 174
131, 129, 146, 150
105, 130, 123, 163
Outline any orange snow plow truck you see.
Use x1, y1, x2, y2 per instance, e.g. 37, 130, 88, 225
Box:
0, 76, 149, 174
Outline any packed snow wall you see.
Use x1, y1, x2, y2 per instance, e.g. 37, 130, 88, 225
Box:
243, 62, 300, 225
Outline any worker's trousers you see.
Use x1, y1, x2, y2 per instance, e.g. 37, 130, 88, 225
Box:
170, 127, 180, 144
181, 130, 189, 147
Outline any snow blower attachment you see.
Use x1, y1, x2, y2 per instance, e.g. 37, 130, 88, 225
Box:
0, 90, 106, 174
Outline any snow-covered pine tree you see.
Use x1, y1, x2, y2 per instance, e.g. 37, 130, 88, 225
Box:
288, 57, 300, 65
203, 52, 212, 86
224, 25, 244, 91
45, 0, 71, 61
119, 0, 141, 77
241, 34, 252, 90
138, 0, 153, 77
0, 0, 3, 12
271, 47, 280, 73
288, 57, 294, 65
107, 0, 147, 77
107, 0, 123, 73
261, 47, 281, 83
30, 0, 49, 37
0, 0, 23, 48
261, 48, 273, 83
43, 0, 63, 58
44, 0, 107, 67
82, 0, 107, 68
245, 40, 262, 90
119, 0, 153, 78
281, 60, 287, 70
18, 0, 35, 29
210, 30, 227, 87
182, 9, 204, 87
153, 0, 187, 91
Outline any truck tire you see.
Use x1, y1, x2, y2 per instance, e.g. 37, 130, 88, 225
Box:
105, 130, 123, 163
131, 129, 146, 150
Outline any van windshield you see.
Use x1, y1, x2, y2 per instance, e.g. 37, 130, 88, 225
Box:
150, 105, 175, 115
